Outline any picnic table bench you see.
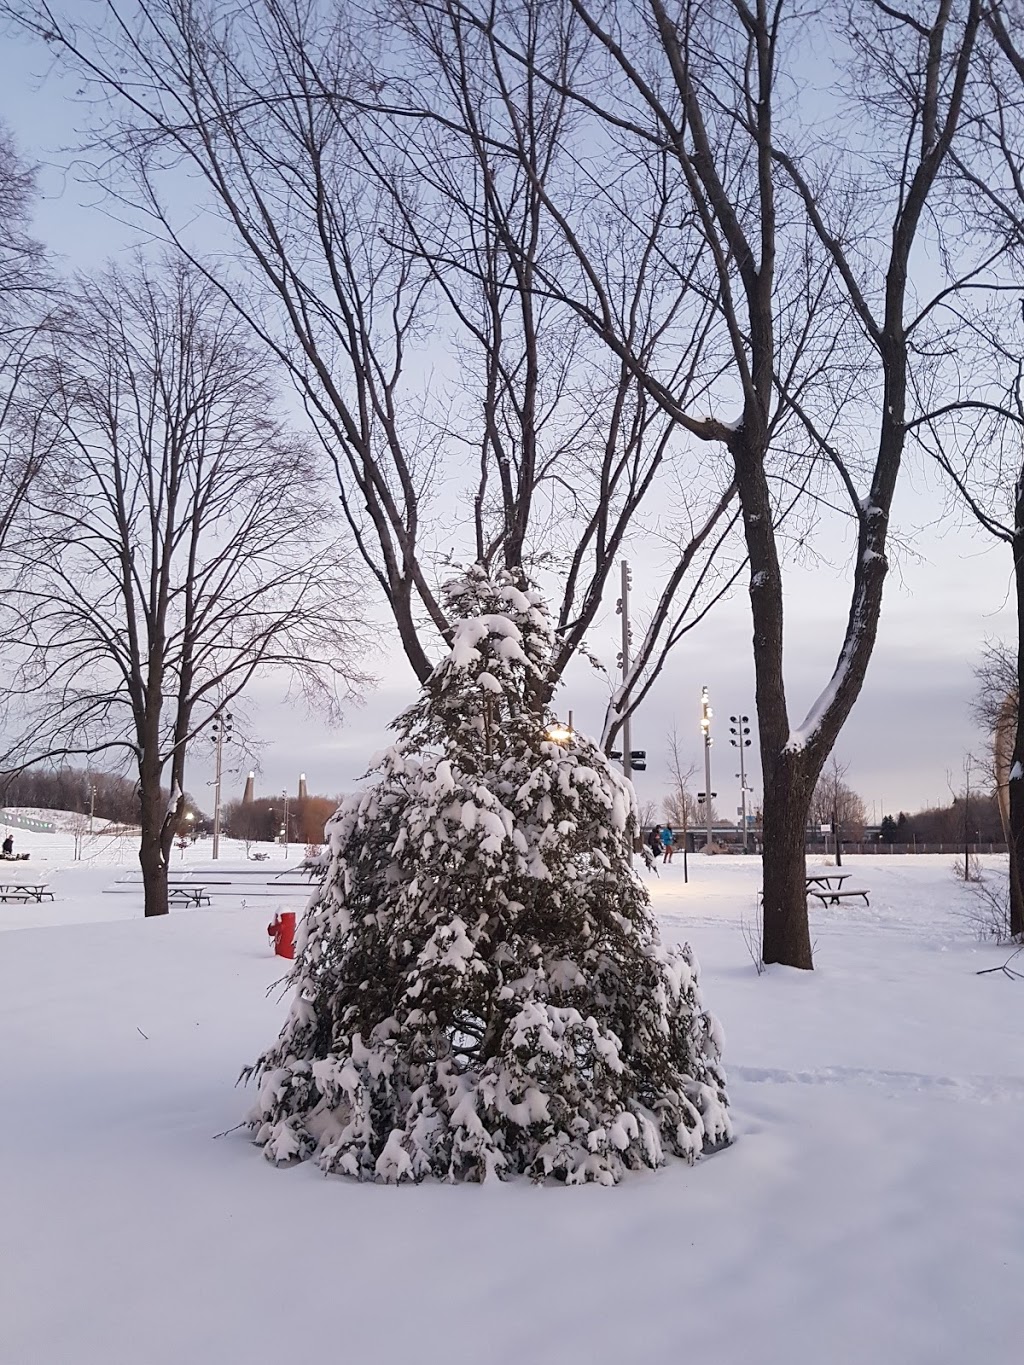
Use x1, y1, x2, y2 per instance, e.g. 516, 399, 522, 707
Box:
759, 873, 870, 908
0, 882, 54, 903
805, 871, 869, 906
167, 884, 211, 907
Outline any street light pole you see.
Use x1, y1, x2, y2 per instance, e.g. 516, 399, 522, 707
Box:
701, 686, 713, 851
88, 783, 96, 835
282, 790, 290, 859
617, 559, 633, 781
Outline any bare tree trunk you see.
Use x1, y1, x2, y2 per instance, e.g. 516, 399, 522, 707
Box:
760, 753, 812, 969
1008, 520, 1024, 938
733, 423, 820, 967
138, 771, 169, 919
833, 804, 843, 869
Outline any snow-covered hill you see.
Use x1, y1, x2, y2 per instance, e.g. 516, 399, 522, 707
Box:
0, 806, 292, 867
2, 805, 139, 865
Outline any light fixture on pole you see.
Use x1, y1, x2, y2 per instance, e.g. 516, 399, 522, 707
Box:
730, 713, 753, 851
700, 686, 715, 851
545, 711, 574, 744
210, 708, 232, 860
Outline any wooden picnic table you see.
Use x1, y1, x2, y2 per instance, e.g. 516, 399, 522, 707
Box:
167, 884, 211, 907
805, 871, 850, 893
0, 882, 54, 903
805, 871, 869, 907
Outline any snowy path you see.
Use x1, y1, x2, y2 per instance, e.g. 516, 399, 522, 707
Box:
1, 855, 1022, 1363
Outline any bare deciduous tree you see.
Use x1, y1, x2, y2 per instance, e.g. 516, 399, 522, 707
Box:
664, 725, 712, 836
810, 757, 867, 867
973, 642, 1018, 737
0, 122, 55, 555
423, 0, 986, 966
970, 643, 1017, 869
0, 260, 368, 916
917, 2, 1024, 938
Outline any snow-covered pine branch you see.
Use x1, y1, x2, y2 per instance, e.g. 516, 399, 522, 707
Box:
244, 566, 730, 1184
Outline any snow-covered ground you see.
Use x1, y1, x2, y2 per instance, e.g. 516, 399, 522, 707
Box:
2, 837, 1022, 1364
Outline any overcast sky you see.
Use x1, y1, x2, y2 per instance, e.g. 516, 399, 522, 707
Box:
1, 32, 1012, 822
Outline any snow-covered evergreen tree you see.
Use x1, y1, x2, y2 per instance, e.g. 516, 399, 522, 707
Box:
244, 567, 730, 1183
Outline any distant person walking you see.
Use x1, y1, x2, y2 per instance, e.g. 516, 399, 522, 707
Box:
660, 824, 675, 864
2, 834, 13, 857
648, 825, 663, 858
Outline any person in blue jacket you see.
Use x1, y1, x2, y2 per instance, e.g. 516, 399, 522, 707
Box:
660, 823, 675, 863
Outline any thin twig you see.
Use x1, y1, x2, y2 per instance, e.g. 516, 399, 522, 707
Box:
976, 946, 1024, 980
211, 1121, 248, 1140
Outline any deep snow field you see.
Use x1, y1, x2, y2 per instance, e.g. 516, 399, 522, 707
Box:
1, 817, 1022, 1365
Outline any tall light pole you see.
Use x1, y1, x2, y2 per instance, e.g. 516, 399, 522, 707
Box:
88, 783, 97, 835
281, 789, 290, 859
730, 713, 752, 851
700, 686, 713, 851
211, 709, 232, 860
616, 559, 633, 780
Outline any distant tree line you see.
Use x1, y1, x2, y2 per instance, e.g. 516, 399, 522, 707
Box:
222, 795, 340, 848
879, 794, 1003, 847
0, 763, 347, 844
0, 765, 181, 826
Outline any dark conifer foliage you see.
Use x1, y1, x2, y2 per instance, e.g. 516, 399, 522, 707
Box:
246, 569, 729, 1184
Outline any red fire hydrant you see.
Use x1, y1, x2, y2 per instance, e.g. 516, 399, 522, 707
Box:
267, 911, 296, 959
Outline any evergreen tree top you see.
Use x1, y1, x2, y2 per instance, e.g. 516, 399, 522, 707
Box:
395, 566, 555, 757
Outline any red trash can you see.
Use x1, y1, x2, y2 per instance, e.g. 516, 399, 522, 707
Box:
267, 910, 296, 959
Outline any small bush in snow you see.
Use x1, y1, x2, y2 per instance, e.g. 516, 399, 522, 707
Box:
952, 852, 984, 884
243, 567, 730, 1184
964, 876, 1013, 942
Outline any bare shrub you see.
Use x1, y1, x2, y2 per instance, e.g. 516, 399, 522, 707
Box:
741, 901, 766, 977
964, 878, 1014, 943
953, 852, 984, 884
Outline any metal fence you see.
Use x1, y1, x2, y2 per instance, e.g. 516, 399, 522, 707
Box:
804, 841, 1007, 856
0, 809, 56, 834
